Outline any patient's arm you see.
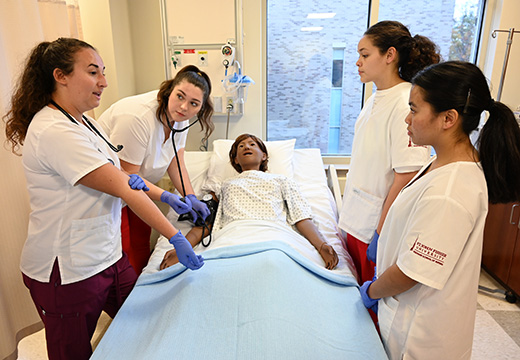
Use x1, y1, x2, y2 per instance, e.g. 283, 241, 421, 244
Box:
160, 193, 218, 270
295, 219, 339, 270
160, 221, 215, 270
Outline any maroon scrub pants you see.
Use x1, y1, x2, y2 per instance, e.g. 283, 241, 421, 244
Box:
121, 205, 152, 275
23, 253, 137, 360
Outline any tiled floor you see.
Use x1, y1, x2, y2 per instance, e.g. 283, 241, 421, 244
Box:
472, 269, 520, 359
16, 269, 520, 359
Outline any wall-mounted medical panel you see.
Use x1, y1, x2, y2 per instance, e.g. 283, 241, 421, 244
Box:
161, 0, 244, 116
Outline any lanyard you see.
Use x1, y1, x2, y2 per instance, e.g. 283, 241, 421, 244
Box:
49, 100, 123, 153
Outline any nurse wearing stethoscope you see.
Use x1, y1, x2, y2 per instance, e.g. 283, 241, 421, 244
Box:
98, 65, 214, 274
360, 61, 520, 359
3, 38, 203, 360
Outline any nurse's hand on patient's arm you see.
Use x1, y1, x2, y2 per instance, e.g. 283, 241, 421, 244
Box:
169, 231, 204, 270
160, 226, 207, 270
161, 191, 192, 214
160, 249, 179, 270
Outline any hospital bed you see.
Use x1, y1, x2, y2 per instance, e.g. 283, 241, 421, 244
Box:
91, 139, 387, 360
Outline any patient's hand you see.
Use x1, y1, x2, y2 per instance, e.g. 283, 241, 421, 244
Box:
319, 243, 339, 270
160, 249, 179, 270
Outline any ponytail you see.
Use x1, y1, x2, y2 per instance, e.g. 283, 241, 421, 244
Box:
401, 35, 441, 82
478, 101, 520, 203
364, 21, 441, 82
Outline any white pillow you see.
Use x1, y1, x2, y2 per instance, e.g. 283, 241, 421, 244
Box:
204, 138, 296, 189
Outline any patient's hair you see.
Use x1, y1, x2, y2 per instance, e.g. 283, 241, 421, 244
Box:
412, 61, 520, 203
229, 134, 269, 173
3, 38, 95, 154
364, 20, 441, 82
156, 65, 214, 144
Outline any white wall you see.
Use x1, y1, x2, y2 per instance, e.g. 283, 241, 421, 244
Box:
127, 0, 165, 94
201, 0, 265, 148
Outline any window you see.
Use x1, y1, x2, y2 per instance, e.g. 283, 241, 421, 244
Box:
266, 0, 485, 155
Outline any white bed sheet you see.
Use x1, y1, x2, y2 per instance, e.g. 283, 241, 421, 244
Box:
143, 148, 356, 279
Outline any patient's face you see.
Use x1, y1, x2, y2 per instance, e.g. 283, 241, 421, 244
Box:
234, 137, 267, 171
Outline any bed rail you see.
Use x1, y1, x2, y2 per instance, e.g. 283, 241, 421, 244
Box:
327, 164, 342, 213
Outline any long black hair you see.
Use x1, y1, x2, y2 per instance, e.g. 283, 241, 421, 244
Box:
412, 61, 520, 203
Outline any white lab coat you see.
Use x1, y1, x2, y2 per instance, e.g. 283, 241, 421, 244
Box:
339, 82, 430, 243
21, 106, 123, 284
98, 90, 189, 184
377, 158, 488, 359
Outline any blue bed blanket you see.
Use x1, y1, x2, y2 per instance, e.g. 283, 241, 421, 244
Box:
91, 241, 387, 359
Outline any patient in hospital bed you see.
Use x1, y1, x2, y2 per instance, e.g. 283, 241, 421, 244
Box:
160, 133, 339, 270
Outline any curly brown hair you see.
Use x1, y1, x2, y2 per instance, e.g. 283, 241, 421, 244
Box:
3, 38, 95, 154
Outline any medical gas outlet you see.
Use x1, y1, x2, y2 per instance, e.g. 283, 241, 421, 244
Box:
226, 97, 235, 114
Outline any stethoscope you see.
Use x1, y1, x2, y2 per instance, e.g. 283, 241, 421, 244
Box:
50, 100, 123, 153
164, 111, 199, 199
165, 111, 213, 246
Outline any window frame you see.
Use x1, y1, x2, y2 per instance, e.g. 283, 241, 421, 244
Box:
264, 0, 488, 164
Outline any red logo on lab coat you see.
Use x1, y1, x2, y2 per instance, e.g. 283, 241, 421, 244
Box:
410, 237, 446, 266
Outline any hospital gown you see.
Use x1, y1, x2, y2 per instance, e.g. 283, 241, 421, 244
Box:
210, 170, 313, 232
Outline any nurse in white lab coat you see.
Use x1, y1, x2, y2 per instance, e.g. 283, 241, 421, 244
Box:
3, 38, 203, 360
360, 61, 520, 359
98, 65, 214, 274
338, 21, 440, 286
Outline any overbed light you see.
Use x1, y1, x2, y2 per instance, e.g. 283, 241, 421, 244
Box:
306, 13, 336, 19
301, 26, 324, 32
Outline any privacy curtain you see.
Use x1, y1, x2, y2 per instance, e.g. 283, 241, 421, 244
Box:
0, 1, 83, 359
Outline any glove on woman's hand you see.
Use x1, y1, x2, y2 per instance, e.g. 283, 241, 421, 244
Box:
128, 174, 149, 191
169, 231, 204, 270
186, 194, 210, 223
161, 191, 192, 214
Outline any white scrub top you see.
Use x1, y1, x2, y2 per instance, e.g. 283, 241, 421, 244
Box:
98, 90, 189, 184
377, 158, 488, 360
21, 106, 123, 285
338, 82, 430, 242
